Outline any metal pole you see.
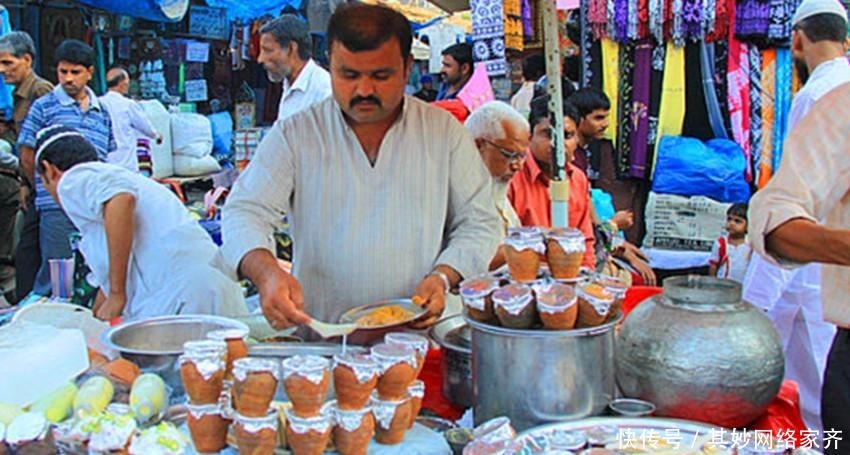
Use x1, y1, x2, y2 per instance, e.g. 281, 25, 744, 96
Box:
542, 0, 569, 228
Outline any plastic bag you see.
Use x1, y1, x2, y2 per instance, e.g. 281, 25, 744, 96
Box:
652, 136, 751, 203
170, 113, 213, 158
207, 111, 234, 157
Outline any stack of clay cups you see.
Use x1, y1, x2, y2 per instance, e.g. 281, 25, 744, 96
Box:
576, 283, 616, 328
384, 333, 429, 427
282, 355, 332, 454
232, 357, 281, 454
593, 274, 628, 318
492, 283, 537, 329
180, 340, 230, 454
331, 353, 379, 455
370, 343, 417, 445
207, 328, 250, 416
503, 227, 546, 282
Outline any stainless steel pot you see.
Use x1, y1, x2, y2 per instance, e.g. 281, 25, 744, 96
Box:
468, 313, 621, 431
616, 276, 784, 428
430, 315, 473, 408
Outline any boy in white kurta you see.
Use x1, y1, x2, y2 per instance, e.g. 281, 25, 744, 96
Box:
34, 125, 247, 320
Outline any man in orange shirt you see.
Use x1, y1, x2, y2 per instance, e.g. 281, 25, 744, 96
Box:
508, 96, 596, 269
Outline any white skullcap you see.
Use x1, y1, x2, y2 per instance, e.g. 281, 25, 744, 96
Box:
792, 0, 848, 27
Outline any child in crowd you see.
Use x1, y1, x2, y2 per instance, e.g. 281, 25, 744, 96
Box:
709, 203, 752, 283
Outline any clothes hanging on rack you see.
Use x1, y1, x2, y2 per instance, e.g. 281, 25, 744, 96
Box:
652, 42, 685, 175
616, 42, 636, 177
772, 48, 792, 171
601, 38, 620, 145
628, 40, 652, 178
758, 48, 776, 188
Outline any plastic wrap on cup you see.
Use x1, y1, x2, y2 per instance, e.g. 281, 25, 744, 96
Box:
284, 407, 331, 455
333, 353, 379, 410
371, 393, 412, 445
460, 276, 500, 324
282, 355, 330, 417
186, 403, 230, 454
370, 343, 417, 401
535, 282, 578, 330
384, 332, 429, 377
234, 408, 279, 455
546, 228, 586, 280
233, 357, 280, 417
327, 401, 374, 455
493, 283, 536, 329
179, 340, 227, 405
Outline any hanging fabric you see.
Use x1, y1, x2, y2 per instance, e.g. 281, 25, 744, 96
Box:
671, 0, 686, 46
727, 27, 752, 181
601, 38, 620, 145
589, 0, 608, 39
758, 48, 776, 188
682, 42, 714, 140
749, 46, 763, 183
713, 40, 734, 137
735, 0, 770, 43
638, 0, 650, 39
582, 0, 596, 86
628, 40, 653, 178
652, 42, 685, 176
615, 0, 629, 42
682, 0, 704, 41
616, 42, 636, 177
772, 48, 792, 171
646, 42, 665, 173
649, 0, 665, 43
606, 0, 617, 40
702, 0, 716, 40
700, 42, 729, 139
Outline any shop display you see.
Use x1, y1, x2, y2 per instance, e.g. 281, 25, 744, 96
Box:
493, 283, 537, 329
332, 353, 379, 410
504, 228, 545, 282
384, 332, 429, 377
328, 402, 374, 455
372, 394, 413, 445
178, 340, 227, 405
546, 228, 587, 280
186, 403, 230, 453
459, 276, 500, 324
576, 284, 616, 328
536, 282, 579, 330
233, 409, 279, 455
284, 408, 332, 455
370, 343, 418, 401
207, 328, 250, 380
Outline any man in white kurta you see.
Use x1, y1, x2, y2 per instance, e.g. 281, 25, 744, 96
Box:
57, 162, 247, 320
222, 3, 500, 330
743, 0, 849, 434
36, 127, 247, 320
98, 67, 161, 171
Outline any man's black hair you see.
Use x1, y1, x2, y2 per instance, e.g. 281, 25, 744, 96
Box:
441, 43, 473, 71
522, 54, 545, 81
327, 3, 412, 60
55, 39, 95, 67
794, 13, 847, 43
529, 94, 580, 130
261, 14, 313, 61
567, 87, 611, 119
35, 126, 98, 174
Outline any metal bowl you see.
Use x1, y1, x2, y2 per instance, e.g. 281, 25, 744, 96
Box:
339, 298, 428, 344
101, 315, 249, 393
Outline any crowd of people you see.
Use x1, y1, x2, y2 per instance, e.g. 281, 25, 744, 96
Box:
0, 0, 848, 448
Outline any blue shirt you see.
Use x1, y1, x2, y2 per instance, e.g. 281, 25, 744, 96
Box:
18, 85, 115, 211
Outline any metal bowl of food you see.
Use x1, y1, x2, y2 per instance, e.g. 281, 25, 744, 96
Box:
339, 298, 428, 344
101, 315, 249, 392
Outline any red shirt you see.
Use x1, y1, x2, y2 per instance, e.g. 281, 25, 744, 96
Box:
507, 151, 597, 268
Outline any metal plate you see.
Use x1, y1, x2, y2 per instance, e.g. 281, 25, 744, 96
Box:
248, 342, 367, 358
339, 299, 428, 330
516, 416, 723, 453
429, 314, 470, 353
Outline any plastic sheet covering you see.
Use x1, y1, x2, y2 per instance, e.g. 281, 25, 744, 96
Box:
75, 0, 189, 22
205, 0, 303, 20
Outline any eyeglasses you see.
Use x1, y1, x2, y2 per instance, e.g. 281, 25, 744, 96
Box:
483, 139, 526, 163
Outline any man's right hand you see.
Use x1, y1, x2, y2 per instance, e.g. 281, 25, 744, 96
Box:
241, 250, 311, 329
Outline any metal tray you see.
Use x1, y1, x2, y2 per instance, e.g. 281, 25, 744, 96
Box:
248, 342, 367, 358
339, 299, 428, 330
516, 417, 723, 453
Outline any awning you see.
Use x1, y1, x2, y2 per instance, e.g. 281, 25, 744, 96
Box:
204, 0, 303, 21
428, 0, 470, 13
74, 0, 189, 22
412, 37, 430, 60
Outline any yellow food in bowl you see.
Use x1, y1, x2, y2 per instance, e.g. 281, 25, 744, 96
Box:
356, 305, 413, 327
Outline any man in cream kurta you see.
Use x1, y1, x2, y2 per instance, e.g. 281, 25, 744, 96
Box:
222, 3, 500, 330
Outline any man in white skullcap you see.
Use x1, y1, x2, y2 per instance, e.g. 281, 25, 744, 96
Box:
743, 0, 848, 438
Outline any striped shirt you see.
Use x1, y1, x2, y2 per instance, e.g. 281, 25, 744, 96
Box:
18, 85, 115, 210
222, 96, 501, 323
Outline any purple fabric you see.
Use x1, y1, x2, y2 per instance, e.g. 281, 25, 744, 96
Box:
522, 0, 533, 37
735, 0, 770, 38
682, 0, 703, 39
615, 0, 629, 41
629, 41, 652, 178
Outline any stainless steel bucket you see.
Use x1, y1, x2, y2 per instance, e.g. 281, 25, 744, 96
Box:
430, 315, 473, 408
468, 313, 621, 432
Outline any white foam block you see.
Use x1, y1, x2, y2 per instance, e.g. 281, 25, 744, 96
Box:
0, 322, 89, 407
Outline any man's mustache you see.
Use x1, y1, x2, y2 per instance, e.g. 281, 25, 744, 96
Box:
350, 96, 381, 108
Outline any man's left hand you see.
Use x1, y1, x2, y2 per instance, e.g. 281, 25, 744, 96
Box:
410, 274, 446, 329
94, 291, 127, 321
